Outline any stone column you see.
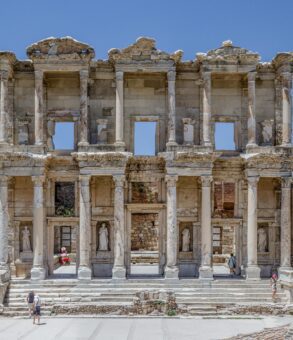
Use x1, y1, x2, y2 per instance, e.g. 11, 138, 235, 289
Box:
115, 71, 125, 147
165, 175, 179, 279
0, 176, 9, 281
279, 177, 292, 278
281, 72, 292, 146
247, 72, 257, 147
31, 176, 46, 280
167, 70, 177, 146
79, 70, 89, 146
199, 176, 213, 279
202, 72, 212, 147
246, 176, 260, 280
112, 175, 126, 279
34, 70, 44, 146
0, 71, 9, 144
78, 175, 92, 280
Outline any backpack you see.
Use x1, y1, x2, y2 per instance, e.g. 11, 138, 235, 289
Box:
28, 292, 34, 303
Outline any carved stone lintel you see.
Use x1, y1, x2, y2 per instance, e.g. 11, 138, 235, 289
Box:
200, 176, 213, 187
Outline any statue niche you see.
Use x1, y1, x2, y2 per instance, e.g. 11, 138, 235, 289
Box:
179, 223, 193, 252
257, 225, 269, 253
20, 225, 33, 261
97, 222, 110, 251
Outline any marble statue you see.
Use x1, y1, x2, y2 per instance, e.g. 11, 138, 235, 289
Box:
257, 227, 268, 252
96, 119, 108, 143
182, 228, 191, 252
261, 120, 273, 145
22, 226, 32, 252
98, 223, 109, 251
182, 118, 195, 144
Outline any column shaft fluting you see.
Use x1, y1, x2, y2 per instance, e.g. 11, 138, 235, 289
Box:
78, 175, 92, 279
165, 175, 178, 279
199, 176, 213, 279
79, 70, 89, 146
246, 176, 260, 279
167, 70, 177, 145
115, 71, 124, 146
0, 177, 9, 271
281, 72, 292, 145
280, 178, 292, 269
31, 176, 46, 280
247, 72, 257, 146
202, 72, 211, 146
34, 70, 44, 145
0, 71, 9, 144
112, 175, 126, 279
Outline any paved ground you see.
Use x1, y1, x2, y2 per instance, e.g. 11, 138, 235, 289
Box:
0, 316, 292, 340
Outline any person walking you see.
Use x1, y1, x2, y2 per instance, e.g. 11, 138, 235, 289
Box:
26, 291, 34, 318
33, 293, 41, 325
271, 273, 278, 302
228, 253, 236, 277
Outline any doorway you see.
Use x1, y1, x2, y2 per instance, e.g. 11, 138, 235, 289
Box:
130, 213, 160, 276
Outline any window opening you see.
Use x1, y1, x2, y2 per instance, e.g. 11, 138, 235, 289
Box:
134, 122, 156, 155
215, 122, 235, 150
53, 122, 74, 150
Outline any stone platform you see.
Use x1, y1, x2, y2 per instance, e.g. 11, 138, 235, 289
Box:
1, 278, 289, 317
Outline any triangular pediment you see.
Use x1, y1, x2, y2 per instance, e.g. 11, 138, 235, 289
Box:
26, 36, 95, 62
108, 37, 183, 63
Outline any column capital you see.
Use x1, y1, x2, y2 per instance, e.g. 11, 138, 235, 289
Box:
34, 69, 43, 80
200, 175, 213, 187
113, 175, 125, 187
116, 71, 124, 81
80, 69, 89, 79
0, 70, 9, 80
248, 71, 256, 81
281, 177, 292, 188
281, 72, 292, 83
247, 176, 259, 187
167, 70, 176, 82
165, 175, 178, 187
0, 176, 9, 186
202, 71, 212, 82
32, 176, 45, 186
79, 175, 91, 186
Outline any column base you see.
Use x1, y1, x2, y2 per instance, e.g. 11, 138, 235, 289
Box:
245, 265, 261, 280
164, 266, 179, 280
246, 143, 257, 149
278, 267, 293, 283
78, 141, 89, 147
30, 266, 46, 281
78, 266, 92, 280
112, 266, 126, 280
199, 266, 213, 280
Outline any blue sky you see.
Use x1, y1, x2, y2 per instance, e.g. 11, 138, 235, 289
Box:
0, 0, 291, 150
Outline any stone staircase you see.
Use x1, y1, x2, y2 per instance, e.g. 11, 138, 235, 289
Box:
2, 278, 288, 317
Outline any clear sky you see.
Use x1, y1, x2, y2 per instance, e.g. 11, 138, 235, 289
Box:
0, 0, 292, 150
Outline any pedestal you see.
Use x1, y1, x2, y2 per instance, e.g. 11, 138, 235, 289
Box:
30, 266, 46, 281
246, 265, 261, 280
199, 266, 213, 280
78, 266, 92, 280
164, 266, 179, 280
112, 266, 126, 280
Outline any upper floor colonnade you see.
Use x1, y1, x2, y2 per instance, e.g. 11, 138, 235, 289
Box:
0, 37, 291, 152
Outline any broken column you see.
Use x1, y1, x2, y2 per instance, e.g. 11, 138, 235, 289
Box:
79, 70, 89, 146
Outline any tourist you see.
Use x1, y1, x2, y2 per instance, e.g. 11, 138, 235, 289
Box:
59, 246, 70, 265
33, 293, 41, 325
26, 291, 34, 317
228, 253, 236, 277
271, 273, 278, 302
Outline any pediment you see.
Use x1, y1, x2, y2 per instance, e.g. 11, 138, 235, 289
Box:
108, 37, 183, 64
26, 36, 95, 62
196, 40, 259, 65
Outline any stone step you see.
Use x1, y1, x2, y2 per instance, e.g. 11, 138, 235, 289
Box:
5, 297, 134, 304
176, 298, 286, 304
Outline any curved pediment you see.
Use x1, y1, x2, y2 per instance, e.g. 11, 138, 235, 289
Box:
273, 52, 293, 69
108, 37, 183, 64
196, 40, 259, 65
26, 36, 95, 62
